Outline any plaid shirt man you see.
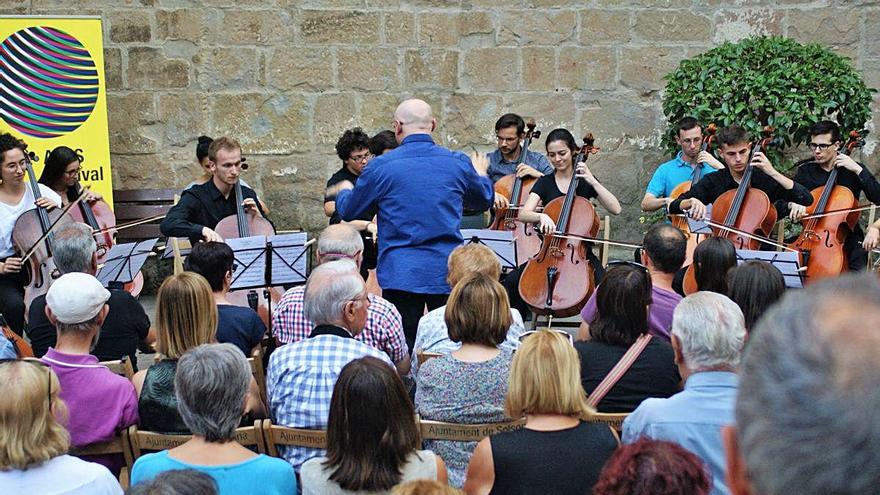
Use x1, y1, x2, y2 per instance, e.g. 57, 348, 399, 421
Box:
273, 286, 408, 362
267, 324, 394, 472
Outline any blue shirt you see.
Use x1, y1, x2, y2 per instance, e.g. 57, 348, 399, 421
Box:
216, 304, 266, 356
131, 450, 297, 495
622, 371, 738, 495
486, 148, 553, 183
0, 333, 16, 359
336, 134, 494, 293
645, 151, 718, 198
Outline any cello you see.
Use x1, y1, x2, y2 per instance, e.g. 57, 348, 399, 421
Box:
788, 131, 864, 283
12, 151, 72, 314
668, 123, 716, 266
214, 162, 283, 328
519, 133, 600, 317
490, 119, 543, 260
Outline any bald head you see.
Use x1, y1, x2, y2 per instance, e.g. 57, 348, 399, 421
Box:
318, 224, 364, 266
394, 99, 435, 139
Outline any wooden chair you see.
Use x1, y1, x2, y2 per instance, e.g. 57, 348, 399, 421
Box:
70, 431, 133, 489
112, 188, 179, 244
100, 356, 135, 380
262, 419, 327, 457
127, 422, 265, 460
599, 215, 612, 267
248, 346, 267, 404
417, 417, 526, 443
415, 351, 443, 366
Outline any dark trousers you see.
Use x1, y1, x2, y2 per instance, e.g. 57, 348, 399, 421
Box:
0, 271, 26, 335
383, 289, 448, 353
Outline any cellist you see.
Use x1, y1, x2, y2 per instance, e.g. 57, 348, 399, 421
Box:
0, 133, 61, 335
37, 146, 103, 207
641, 117, 723, 212
778, 120, 880, 270
160, 136, 269, 244
488, 113, 554, 209
669, 125, 813, 225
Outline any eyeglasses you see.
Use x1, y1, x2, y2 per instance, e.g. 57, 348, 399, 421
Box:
518, 329, 575, 346
348, 152, 373, 163
348, 292, 370, 306
496, 135, 519, 144
808, 142, 837, 151
0, 358, 52, 408
64, 168, 81, 176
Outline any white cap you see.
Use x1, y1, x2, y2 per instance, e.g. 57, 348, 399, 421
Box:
46, 273, 111, 324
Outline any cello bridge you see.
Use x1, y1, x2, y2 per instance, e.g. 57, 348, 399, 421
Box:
504, 219, 517, 230
550, 247, 565, 258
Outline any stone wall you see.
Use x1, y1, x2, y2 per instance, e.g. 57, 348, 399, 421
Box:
3, 0, 878, 241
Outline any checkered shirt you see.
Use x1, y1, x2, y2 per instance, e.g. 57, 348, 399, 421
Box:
272, 286, 408, 361
267, 331, 394, 471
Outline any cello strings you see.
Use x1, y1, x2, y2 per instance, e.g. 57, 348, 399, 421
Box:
21, 188, 90, 262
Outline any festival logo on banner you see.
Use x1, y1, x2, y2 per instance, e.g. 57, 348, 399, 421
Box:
0, 16, 113, 206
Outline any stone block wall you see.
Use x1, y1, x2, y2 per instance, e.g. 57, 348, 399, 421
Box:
3, 0, 878, 241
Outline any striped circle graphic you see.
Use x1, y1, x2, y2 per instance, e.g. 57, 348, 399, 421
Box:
0, 26, 99, 139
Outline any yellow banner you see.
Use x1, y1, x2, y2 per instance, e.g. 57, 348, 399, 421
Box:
0, 16, 113, 207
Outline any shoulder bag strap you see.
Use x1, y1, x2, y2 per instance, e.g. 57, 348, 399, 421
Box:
586, 334, 653, 409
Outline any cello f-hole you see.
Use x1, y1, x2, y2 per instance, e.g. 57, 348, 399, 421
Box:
823, 230, 834, 249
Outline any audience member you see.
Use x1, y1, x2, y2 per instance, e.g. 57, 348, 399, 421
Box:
726, 260, 786, 331
132, 272, 264, 434
267, 260, 395, 472
184, 241, 266, 355
26, 222, 153, 366
676, 237, 737, 295
415, 273, 514, 487
576, 265, 680, 412
369, 129, 398, 157
464, 330, 618, 494
725, 274, 880, 495
593, 439, 711, 495
273, 224, 409, 374
126, 469, 217, 495
301, 357, 447, 494
580, 224, 686, 340
623, 292, 745, 495
41, 272, 138, 474
131, 344, 296, 493
412, 243, 524, 377
0, 331, 16, 359
391, 480, 462, 495
0, 360, 122, 494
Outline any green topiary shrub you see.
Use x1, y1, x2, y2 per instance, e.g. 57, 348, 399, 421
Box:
662, 36, 874, 170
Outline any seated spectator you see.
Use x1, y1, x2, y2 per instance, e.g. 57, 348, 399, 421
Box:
726, 260, 785, 332
184, 241, 266, 355
593, 439, 711, 495
127, 469, 217, 495
0, 331, 16, 359
131, 344, 296, 494
273, 224, 409, 374
580, 224, 686, 341
301, 357, 447, 493
26, 222, 153, 366
0, 360, 122, 494
725, 274, 880, 495
415, 273, 514, 487
464, 330, 618, 494
675, 237, 737, 295
132, 272, 264, 434
268, 260, 395, 473
623, 292, 745, 495
412, 243, 524, 377
576, 264, 680, 412
41, 272, 138, 474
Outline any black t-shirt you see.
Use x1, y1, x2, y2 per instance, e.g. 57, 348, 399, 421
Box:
669, 167, 813, 214
216, 304, 266, 355
575, 338, 680, 413
26, 290, 151, 370
325, 166, 377, 223
530, 173, 598, 205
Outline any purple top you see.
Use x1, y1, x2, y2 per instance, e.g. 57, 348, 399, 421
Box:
580, 285, 682, 340
42, 348, 139, 472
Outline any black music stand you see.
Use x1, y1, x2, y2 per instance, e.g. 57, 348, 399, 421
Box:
461, 229, 518, 270
225, 232, 311, 293
736, 249, 804, 289
97, 239, 158, 290
686, 204, 713, 235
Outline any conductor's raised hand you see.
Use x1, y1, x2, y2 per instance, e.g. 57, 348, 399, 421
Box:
470, 152, 489, 177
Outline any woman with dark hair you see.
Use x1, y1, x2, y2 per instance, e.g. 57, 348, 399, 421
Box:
38, 145, 104, 207
301, 356, 447, 494
593, 439, 711, 495
369, 130, 398, 157
675, 237, 737, 295
575, 264, 680, 412
726, 260, 786, 331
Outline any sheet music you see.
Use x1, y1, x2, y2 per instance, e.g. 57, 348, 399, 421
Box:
268, 232, 309, 285
736, 249, 803, 289
97, 239, 158, 287
686, 204, 713, 234
226, 236, 269, 290
461, 229, 517, 269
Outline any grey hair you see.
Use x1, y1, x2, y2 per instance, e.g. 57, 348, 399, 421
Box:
303, 259, 363, 325
174, 343, 251, 443
737, 274, 880, 495
52, 223, 96, 274
318, 224, 364, 262
56, 313, 102, 335
126, 469, 217, 495
671, 291, 745, 370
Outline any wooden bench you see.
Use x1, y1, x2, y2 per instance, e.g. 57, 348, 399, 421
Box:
112, 188, 178, 244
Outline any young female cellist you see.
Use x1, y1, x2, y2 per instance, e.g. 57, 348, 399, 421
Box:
0, 133, 61, 335
38, 146, 103, 207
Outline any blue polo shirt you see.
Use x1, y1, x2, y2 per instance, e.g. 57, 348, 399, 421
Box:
645, 151, 718, 198
486, 148, 554, 183
335, 134, 494, 294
